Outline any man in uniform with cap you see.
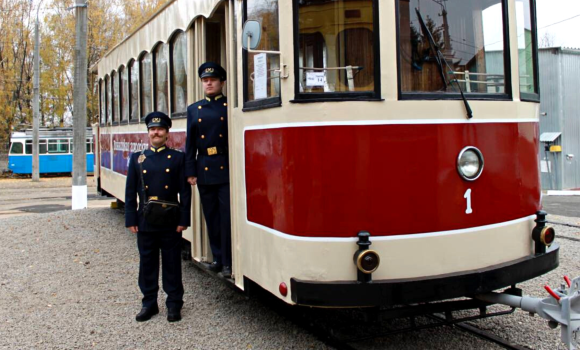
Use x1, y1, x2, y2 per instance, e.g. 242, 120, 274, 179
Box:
185, 62, 232, 277
125, 111, 191, 322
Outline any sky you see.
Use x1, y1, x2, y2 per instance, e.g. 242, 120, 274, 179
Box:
536, 0, 580, 48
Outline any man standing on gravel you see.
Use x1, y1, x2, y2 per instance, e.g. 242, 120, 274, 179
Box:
185, 62, 232, 278
125, 111, 191, 323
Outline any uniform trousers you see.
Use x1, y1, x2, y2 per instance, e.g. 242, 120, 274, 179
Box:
198, 183, 232, 266
137, 230, 184, 309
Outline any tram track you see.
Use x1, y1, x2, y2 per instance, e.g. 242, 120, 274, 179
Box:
292, 310, 533, 350
246, 283, 531, 350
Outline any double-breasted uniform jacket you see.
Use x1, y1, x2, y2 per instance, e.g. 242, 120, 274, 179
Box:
185, 94, 229, 185
125, 146, 192, 232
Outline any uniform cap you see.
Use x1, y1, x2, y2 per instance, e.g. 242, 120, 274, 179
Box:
198, 62, 227, 81
144, 111, 172, 129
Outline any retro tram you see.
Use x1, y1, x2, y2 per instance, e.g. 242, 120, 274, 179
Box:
92, 0, 579, 346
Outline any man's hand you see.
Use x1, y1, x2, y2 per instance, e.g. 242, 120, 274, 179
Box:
177, 226, 188, 233
187, 176, 197, 186
128, 226, 138, 234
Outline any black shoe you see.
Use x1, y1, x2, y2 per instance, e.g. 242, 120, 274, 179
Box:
167, 308, 182, 322
219, 266, 232, 278
207, 261, 222, 273
135, 305, 159, 322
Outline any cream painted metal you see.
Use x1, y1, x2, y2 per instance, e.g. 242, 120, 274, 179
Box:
95, 0, 543, 306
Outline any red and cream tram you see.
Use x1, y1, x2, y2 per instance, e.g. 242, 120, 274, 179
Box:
93, 0, 558, 310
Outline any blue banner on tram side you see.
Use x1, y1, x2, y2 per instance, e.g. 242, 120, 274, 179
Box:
110, 132, 186, 176
100, 133, 111, 169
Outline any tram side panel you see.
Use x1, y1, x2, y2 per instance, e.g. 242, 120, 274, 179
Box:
239, 121, 551, 306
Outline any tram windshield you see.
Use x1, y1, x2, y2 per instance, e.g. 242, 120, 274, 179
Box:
297, 0, 377, 95
399, 0, 507, 95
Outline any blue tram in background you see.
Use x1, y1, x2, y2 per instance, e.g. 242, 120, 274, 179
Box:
8, 128, 94, 174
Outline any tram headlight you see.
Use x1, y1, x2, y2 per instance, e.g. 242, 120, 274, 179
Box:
355, 250, 380, 274
457, 147, 484, 181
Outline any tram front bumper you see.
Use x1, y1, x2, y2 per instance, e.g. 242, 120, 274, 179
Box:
290, 243, 559, 307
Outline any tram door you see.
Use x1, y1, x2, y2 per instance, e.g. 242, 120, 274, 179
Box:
188, 3, 230, 266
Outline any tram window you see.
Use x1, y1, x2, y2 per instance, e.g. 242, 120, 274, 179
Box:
296, 0, 378, 97
398, 0, 509, 96
25, 140, 47, 154
86, 139, 92, 153
129, 60, 139, 122
121, 66, 129, 122
112, 70, 119, 123
140, 52, 153, 118
170, 31, 187, 117
9, 142, 23, 154
243, 0, 281, 109
106, 75, 112, 124
99, 79, 106, 125
153, 43, 169, 115
516, 0, 538, 99
48, 139, 69, 154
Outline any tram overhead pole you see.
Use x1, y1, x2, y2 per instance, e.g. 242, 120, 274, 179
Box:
71, 0, 88, 210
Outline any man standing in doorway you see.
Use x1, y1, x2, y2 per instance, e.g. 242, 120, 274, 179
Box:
185, 62, 232, 278
125, 111, 191, 322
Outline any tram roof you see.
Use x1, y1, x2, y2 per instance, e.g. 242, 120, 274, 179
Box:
11, 128, 92, 139
94, 0, 223, 75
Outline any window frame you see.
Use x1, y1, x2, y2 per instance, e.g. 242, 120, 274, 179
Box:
105, 74, 112, 125
111, 70, 119, 125
25, 139, 47, 154
152, 42, 169, 115
519, 0, 540, 102
99, 79, 106, 126
242, 0, 283, 112
47, 139, 70, 154
169, 31, 187, 119
139, 51, 153, 119
395, 0, 513, 102
9, 142, 24, 155
120, 65, 129, 124
128, 59, 140, 124
291, 0, 382, 103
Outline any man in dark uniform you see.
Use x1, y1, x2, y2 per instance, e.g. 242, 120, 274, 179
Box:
125, 111, 191, 322
185, 62, 232, 277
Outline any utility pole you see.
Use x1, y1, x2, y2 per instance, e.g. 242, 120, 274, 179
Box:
71, 0, 88, 210
32, 2, 41, 182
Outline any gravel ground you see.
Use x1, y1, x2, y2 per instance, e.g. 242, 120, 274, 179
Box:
0, 197, 578, 349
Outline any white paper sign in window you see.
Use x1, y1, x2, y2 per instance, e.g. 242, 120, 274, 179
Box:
254, 53, 268, 100
306, 71, 326, 87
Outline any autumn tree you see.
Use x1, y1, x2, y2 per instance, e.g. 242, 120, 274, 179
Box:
0, 0, 34, 150
0, 0, 166, 152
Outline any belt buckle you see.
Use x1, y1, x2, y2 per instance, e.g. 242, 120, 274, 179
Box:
207, 147, 217, 156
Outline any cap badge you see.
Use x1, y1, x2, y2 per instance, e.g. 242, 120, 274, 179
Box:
205, 68, 214, 73
152, 117, 161, 123
138, 154, 146, 164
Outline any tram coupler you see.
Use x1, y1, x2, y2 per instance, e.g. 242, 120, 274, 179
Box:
353, 231, 380, 283
475, 276, 580, 350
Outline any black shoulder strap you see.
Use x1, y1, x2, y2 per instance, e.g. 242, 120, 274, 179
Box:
137, 149, 149, 199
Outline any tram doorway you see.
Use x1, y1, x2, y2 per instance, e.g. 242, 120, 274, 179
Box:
187, 2, 234, 275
